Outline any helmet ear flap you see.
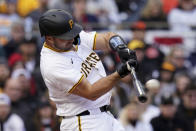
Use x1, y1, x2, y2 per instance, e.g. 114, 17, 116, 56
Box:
73, 35, 80, 45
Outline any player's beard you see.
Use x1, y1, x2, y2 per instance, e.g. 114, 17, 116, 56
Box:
53, 40, 73, 51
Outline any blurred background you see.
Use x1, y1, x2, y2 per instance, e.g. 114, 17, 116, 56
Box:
0, 0, 196, 131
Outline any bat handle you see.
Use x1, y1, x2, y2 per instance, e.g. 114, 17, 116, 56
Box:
127, 64, 148, 103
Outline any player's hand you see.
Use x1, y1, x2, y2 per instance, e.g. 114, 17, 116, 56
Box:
117, 59, 138, 78
116, 44, 137, 63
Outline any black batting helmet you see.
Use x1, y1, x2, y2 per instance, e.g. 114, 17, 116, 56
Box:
39, 9, 82, 40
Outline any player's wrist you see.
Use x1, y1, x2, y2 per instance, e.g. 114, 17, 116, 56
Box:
109, 35, 137, 63
114, 71, 122, 79
109, 35, 126, 51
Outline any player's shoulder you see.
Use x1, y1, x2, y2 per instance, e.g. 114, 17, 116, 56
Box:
41, 50, 72, 70
79, 30, 96, 39
79, 30, 96, 49
79, 30, 96, 35
40, 55, 73, 81
42, 54, 72, 68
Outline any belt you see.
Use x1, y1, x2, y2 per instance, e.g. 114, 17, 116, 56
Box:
76, 105, 110, 116
62, 105, 110, 118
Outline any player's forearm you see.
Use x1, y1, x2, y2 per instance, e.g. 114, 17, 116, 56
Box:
89, 72, 121, 100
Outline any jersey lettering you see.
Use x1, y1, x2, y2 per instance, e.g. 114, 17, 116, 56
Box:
80, 52, 100, 77
86, 57, 97, 63
89, 52, 100, 61
82, 63, 91, 73
81, 68, 88, 77
85, 59, 96, 67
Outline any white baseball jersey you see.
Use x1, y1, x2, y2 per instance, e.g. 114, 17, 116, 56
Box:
40, 31, 112, 117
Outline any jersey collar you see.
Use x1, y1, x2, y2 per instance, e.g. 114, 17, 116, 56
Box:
43, 42, 78, 52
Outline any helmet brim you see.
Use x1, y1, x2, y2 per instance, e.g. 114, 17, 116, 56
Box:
53, 23, 82, 40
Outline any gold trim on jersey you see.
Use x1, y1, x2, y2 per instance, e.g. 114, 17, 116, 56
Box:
68, 75, 84, 93
78, 116, 82, 131
75, 45, 78, 51
43, 42, 68, 52
43, 42, 78, 52
93, 33, 97, 50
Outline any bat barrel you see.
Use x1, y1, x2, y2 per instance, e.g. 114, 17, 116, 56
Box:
130, 67, 148, 103
138, 94, 148, 103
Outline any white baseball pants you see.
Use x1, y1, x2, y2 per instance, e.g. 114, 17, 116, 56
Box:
60, 112, 125, 131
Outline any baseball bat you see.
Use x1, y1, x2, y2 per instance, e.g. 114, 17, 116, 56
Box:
126, 63, 147, 103
109, 36, 147, 103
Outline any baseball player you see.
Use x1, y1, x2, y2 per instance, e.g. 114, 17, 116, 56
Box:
39, 9, 138, 131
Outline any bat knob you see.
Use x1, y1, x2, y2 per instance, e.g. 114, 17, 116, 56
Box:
138, 95, 148, 103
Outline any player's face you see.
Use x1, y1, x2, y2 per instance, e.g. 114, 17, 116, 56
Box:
53, 37, 74, 51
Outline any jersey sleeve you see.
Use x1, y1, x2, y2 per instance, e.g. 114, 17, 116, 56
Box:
79, 30, 97, 50
50, 62, 84, 93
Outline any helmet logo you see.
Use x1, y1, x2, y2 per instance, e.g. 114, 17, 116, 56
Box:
69, 20, 73, 29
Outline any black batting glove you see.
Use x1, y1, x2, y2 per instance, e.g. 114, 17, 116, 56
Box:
116, 44, 137, 63
117, 59, 138, 78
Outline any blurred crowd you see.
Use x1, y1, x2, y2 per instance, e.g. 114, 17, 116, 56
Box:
0, 0, 196, 131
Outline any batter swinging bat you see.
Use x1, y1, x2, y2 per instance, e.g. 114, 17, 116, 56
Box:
109, 36, 147, 103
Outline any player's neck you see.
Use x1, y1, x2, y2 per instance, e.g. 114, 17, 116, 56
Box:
44, 42, 77, 52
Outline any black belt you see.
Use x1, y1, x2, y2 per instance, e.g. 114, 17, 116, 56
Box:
76, 105, 110, 116
62, 105, 110, 118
